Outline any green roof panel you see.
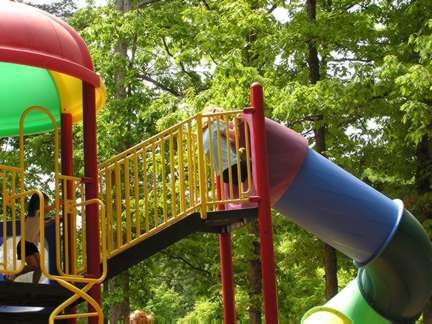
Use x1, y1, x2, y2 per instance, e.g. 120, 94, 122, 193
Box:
0, 62, 61, 137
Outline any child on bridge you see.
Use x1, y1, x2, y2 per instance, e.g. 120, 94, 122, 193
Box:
202, 106, 248, 185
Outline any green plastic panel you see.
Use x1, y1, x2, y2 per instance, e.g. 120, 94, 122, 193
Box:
302, 278, 389, 324
0, 62, 60, 137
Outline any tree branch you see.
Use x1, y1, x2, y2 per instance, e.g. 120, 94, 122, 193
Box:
267, 4, 277, 14
138, 73, 182, 97
136, 0, 163, 9
162, 37, 174, 58
162, 37, 204, 90
128, 33, 139, 96
201, 0, 211, 10
343, 3, 358, 12
286, 115, 323, 127
161, 251, 213, 277
328, 58, 373, 63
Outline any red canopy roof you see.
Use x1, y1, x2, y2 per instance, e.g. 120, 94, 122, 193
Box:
0, 1, 100, 86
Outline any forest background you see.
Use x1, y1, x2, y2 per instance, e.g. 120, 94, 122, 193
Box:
3, 0, 432, 322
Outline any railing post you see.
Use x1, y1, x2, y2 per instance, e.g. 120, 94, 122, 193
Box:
217, 177, 236, 324
196, 113, 208, 219
249, 82, 279, 323
83, 81, 101, 324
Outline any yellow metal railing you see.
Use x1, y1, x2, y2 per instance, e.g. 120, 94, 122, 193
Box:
46, 199, 107, 324
19, 107, 61, 216
0, 164, 24, 275
98, 110, 253, 259
0, 189, 37, 276
13, 107, 106, 323
57, 174, 88, 276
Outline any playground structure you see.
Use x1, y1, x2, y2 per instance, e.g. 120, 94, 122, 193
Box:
0, 1, 431, 323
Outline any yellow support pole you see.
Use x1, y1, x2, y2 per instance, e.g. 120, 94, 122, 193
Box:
177, 128, 186, 213
124, 158, 132, 242
105, 168, 113, 253
80, 183, 87, 272
2, 175, 7, 273
224, 114, 234, 199
196, 114, 208, 219
244, 122, 252, 194
169, 136, 176, 218
215, 118, 225, 201
11, 173, 17, 271
133, 153, 141, 237
114, 163, 122, 248
152, 144, 158, 227
70, 179, 77, 274
206, 119, 216, 203
142, 150, 149, 232
233, 117, 242, 192
187, 122, 195, 207
160, 140, 168, 222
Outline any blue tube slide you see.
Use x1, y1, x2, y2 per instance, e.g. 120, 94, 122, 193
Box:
272, 148, 432, 322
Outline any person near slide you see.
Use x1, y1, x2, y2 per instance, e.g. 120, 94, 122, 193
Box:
202, 106, 247, 185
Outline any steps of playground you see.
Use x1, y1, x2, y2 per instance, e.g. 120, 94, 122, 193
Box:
0, 311, 63, 324
0, 281, 74, 307
106, 207, 258, 279
0, 282, 82, 322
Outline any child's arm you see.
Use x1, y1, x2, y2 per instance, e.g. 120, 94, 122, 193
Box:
227, 114, 245, 142
44, 200, 62, 224
227, 127, 236, 142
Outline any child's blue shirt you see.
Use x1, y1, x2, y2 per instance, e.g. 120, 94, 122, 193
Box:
203, 121, 238, 175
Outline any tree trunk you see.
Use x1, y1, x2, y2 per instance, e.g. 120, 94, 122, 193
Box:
313, 125, 338, 299
424, 297, 432, 324
247, 220, 262, 324
108, 271, 130, 323
108, 2, 132, 323
416, 135, 432, 323
415, 135, 432, 201
242, 2, 263, 322
306, 0, 338, 300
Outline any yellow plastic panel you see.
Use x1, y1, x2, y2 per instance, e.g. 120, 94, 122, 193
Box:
49, 71, 106, 122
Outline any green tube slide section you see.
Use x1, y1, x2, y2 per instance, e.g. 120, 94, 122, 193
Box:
0, 62, 61, 137
303, 209, 432, 323
359, 209, 432, 322
302, 279, 389, 324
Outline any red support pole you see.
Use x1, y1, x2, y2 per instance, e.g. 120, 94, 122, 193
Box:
249, 82, 279, 323
217, 177, 236, 324
61, 113, 77, 324
82, 81, 101, 324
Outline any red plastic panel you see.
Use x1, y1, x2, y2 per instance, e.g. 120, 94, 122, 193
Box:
241, 113, 308, 205
0, 2, 99, 86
